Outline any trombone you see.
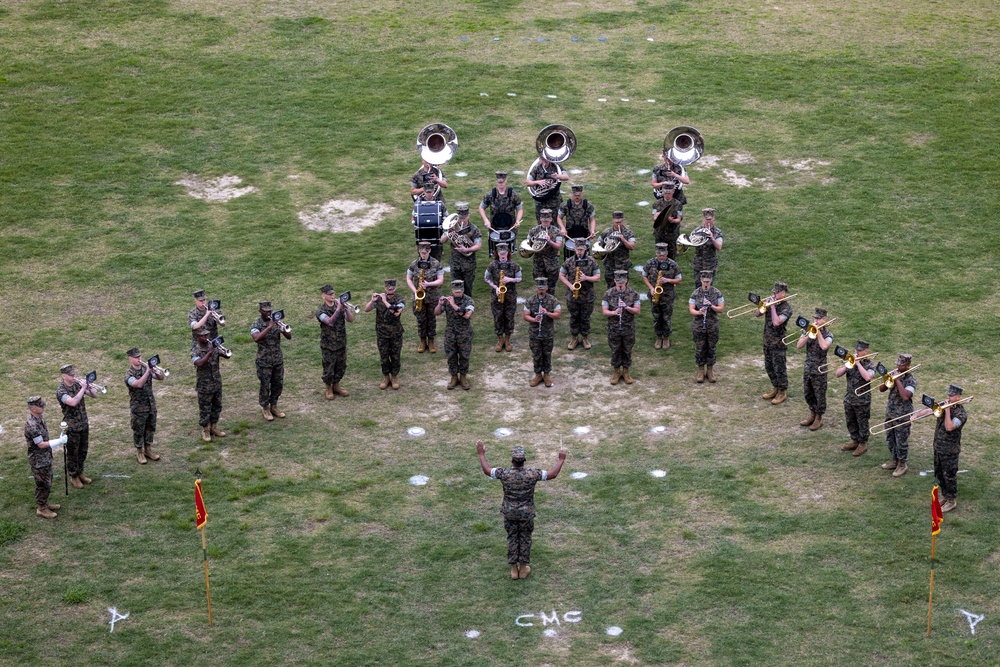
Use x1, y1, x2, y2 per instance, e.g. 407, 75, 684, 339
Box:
854, 362, 921, 397
726, 292, 797, 319
818, 348, 878, 374
781, 316, 838, 345
870, 394, 973, 435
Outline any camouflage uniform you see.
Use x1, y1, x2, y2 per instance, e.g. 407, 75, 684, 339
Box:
410, 165, 445, 205
446, 223, 482, 296
484, 258, 521, 336
490, 465, 550, 565
652, 195, 683, 259
528, 161, 562, 223
56, 380, 89, 479
316, 302, 348, 386
597, 225, 636, 287
24, 414, 53, 509
407, 257, 444, 340
188, 306, 219, 345
603, 286, 640, 369
642, 257, 681, 339
934, 404, 967, 502
802, 328, 833, 417
652, 162, 688, 207
560, 256, 600, 336
527, 224, 563, 291
125, 364, 157, 450
763, 301, 795, 391
558, 197, 594, 259
251, 317, 284, 409
843, 359, 875, 445
480, 186, 522, 256
524, 292, 561, 374
884, 371, 917, 463
443, 294, 475, 376
192, 341, 223, 427
692, 226, 723, 283
689, 285, 724, 366
374, 294, 405, 377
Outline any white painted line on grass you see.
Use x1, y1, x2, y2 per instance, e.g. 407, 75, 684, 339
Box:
543, 628, 558, 637
408, 475, 429, 486
454, 171, 468, 177
636, 169, 651, 174
103, 474, 131, 479
108, 607, 129, 633
494, 427, 514, 438
570, 472, 588, 480
959, 609, 984, 634
406, 427, 426, 437
573, 425, 591, 435
650, 426, 667, 434
465, 629, 480, 638
636, 201, 650, 207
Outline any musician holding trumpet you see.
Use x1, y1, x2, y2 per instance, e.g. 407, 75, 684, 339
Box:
251, 301, 292, 422
796, 308, 834, 431
364, 279, 405, 390
833, 340, 875, 456
757, 282, 795, 405
125, 347, 166, 464
484, 243, 522, 352
439, 202, 482, 297
192, 327, 225, 442
558, 237, 600, 350
911, 384, 968, 512
56, 364, 99, 489
188, 289, 224, 344
641, 243, 682, 350
316, 284, 355, 399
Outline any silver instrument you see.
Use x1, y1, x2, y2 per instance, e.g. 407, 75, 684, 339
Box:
416, 124, 457, 199
339, 291, 361, 314
211, 335, 233, 359
677, 227, 713, 254
272, 309, 292, 333
664, 126, 704, 166
208, 300, 226, 326
147, 355, 170, 377
592, 232, 621, 261
527, 124, 576, 198
518, 235, 547, 259
84, 370, 107, 394
618, 297, 624, 331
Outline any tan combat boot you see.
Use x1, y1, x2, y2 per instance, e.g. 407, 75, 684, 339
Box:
543, 372, 552, 387
842, 441, 859, 451
460, 374, 470, 390
518, 564, 531, 579
144, 444, 161, 461
417, 338, 427, 353
448, 374, 458, 390
892, 460, 909, 477
762, 386, 779, 400
611, 368, 622, 385
201, 427, 211, 443
495, 336, 504, 352
79, 474, 92, 485
46, 502, 61, 511
270, 406, 285, 419
529, 373, 544, 387
853, 442, 868, 456
503, 335, 512, 352
511, 564, 520, 580
137, 447, 148, 464
809, 415, 823, 431
380, 375, 390, 390
799, 412, 816, 427
706, 366, 717, 383
36, 506, 57, 519
663, 337, 671, 349
881, 459, 898, 470
581, 335, 592, 350
622, 368, 634, 384
771, 389, 787, 405
654, 336, 663, 350
262, 406, 274, 422
332, 383, 349, 397
696, 366, 705, 383
941, 499, 957, 513
325, 383, 335, 400
71, 475, 84, 490
567, 335, 579, 350
427, 338, 437, 353
210, 423, 226, 437
390, 375, 400, 390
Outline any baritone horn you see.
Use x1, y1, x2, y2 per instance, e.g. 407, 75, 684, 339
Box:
664, 126, 704, 166
727, 292, 797, 319
528, 124, 576, 198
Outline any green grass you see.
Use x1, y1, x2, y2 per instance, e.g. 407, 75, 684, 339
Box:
1, 0, 999, 665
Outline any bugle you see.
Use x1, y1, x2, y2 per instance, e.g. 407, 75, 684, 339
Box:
148, 354, 170, 377
781, 316, 838, 345
208, 300, 226, 326
855, 362, 921, 397
727, 292, 797, 319
818, 348, 877, 374
869, 394, 973, 435
272, 309, 292, 333
84, 371, 108, 394
211, 335, 233, 359
339, 291, 361, 314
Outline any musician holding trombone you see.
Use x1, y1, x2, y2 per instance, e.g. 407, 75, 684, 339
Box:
558, 237, 600, 351
125, 347, 166, 464
757, 282, 794, 405
641, 243, 682, 351
834, 340, 875, 456
364, 279, 405, 390
192, 327, 225, 443
56, 364, 99, 488
911, 384, 968, 512
796, 308, 834, 431
524, 277, 562, 387
879, 353, 918, 477
484, 243, 522, 352
251, 301, 292, 422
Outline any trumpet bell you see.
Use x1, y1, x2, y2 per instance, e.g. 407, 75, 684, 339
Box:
417, 123, 458, 165
536, 124, 576, 163
664, 126, 704, 166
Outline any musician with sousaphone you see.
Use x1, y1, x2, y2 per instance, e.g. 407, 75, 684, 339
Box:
406, 242, 446, 354
525, 124, 574, 223
641, 243, 682, 350
479, 170, 523, 258
558, 237, 601, 350
410, 123, 455, 203
522, 208, 563, 292
557, 183, 596, 261
651, 126, 701, 208
830, 339, 876, 456
651, 179, 684, 260
439, 202, 482, 297
796, 308, 834, 431
484, 243, 522, 352
593, 211, 636, 287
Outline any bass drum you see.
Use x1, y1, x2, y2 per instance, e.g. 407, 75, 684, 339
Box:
488, 213, 516, 257
413, 201, 445, 244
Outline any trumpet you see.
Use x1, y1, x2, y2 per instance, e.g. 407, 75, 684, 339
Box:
272, 309, 292, 333
781, 316, 838, 345
727, 292, 798, 318
148, 363, 169, 378
208, 300, 226, 326
818, 348, 877, 374
497, 269, 507, 304
90, 382, 108, 394
339, 291, 361, 314
415, 269, 426, 312
572, 266, 582, 300
869, 394, 974, 435
211, 336, 233, 359
855, 363, 921, 397
84, 371, 107, 394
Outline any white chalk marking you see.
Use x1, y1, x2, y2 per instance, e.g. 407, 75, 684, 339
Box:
465, 629, 480, 638
573, 425, 591, 435
547, 95, 558, 99
650, 426, 667, 434
570, 472, 588, 480
408, 475, 429, 486
598, 98, 607, 102
443, 266, 451, 273
175, 175, 257, 202
406, 427, 426, 437
959, 609, 984, 634
638, 293, 649, 302
493, 37, 500, 41
919, 470, 933, 476
647, 37, 654, 42
636, 201, 650, 207
647, 99, 656, 103
515, 296, 527, 304
568, 169, 584, 174
108, 607, 129, 633
507, 92, 517, 97
635, 168, 651, 175
0, 425, 4, 435
620, 98, 630, 102
959, 470, 969, 473
103, 474, 131, 479
564, 611, 582, 622
494, 427, 514, 438
516, 614, 535, 627
480, 92, 489, 97
633, 265, 644, 272
540, 610, 560, 626
650, 469, 667, 478
454, 171, 468, 177
543, 628, 558, 637
512, 170, 525, 175
606, 626, 623, 636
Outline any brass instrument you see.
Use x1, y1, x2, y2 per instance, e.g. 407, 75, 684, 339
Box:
211, 336, 233, 359
415, 269, 426, 312
855, 362, 921, 397
726, 292, 798, 319
870, 394, 973, 435
445, 216, 473, 248
664, 126, 704, 166
272, 309, 292, 333
818, 348, 877, 374
147, 355, 170, 377
497, 269, 507, 304
208, 300, 226, 326
591, 232, 621, 261
781, 316, 838, 345
527, 124, 576, 198
84, 371, 108, 394
519, 232, 548, 259
653, 199, 681, 230
676, 227, 713, 254
652, 270, 664, 304
416, 124, 457, 199
572, 266, 582, 300
340, 292, 361, 315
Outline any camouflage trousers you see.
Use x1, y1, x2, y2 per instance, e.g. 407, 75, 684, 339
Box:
377, 334, 402, 376
843, 401, 871, 444
321, 346, 347, 385
256, 362, 284, 408
451, 261, 477, 298
803, 372, 828, 416
444, 334, 472, 375
32, 464, 53, 507
130, 410, 156, 448
532, 261, 560, 293
934, 444, 960, 500
529, 335, 554, 374
653, 223, 681, 261
565, 297, 594, 336
692, 324, 719, 367
764, 345, 789, 390
490, 296, 518, 336
413, 307, 438, 340
650, 295, 675, 338
886, 421, 911, 462
607, 328, 636, 369
504, 517, 535, 564
66, 429, 89, 478
197, 388, 223, 427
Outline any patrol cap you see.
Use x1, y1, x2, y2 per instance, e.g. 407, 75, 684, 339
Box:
855, 339, 869, 351
321, 284, 335, 295
702, 208, 716, 219
127, 347, 142, 358
534, 277, 549, 288
496, 243, 510, 253
539, 208, 553, 219
897, 353, 913, 366
511, 445, 526, 461
659, 179, 677, 191
947, 384, 963, 396
417, 241, 432, 249
27, 396, 45, 408
384, 278, 397, 287
574, 237, 588, 247
614, 270, 629, 282
60, 364, 75, 376
194, 326, 210, 336
456, 202, 470, 214
655, 242, 669, 253
495, 170, 508, 179
699, 270, 714, 280
193, 289, 207, 300
814, 308, 827, 319
259, 301, 272, 312
612, 211, 625, 220
773, 281, 788, 294
451, 280, 465, 290
570, 183, 584, 193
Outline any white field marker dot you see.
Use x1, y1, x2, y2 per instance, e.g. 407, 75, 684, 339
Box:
408, 475, 429, 486
650, 425, 667, 434
507, 92, 517, 97
480, 92, 489, 97
636, 201, 650, 207
443, 266, 451, 273
633, 265, 644, 273
636, 168, 651, 175
570, 472, 588, 480
454, 172, 468, 177
647, 99, 656, 103
547, 94, 558, 99
465, 629, 481, 638
919, 470, 932, 476
543, 628, 558, 637
569, 169, 584, 174
512, 170, 525, 175
650, 469, 667, 478
573, 425, 591, 434
103, 474, 131, 479
606, 626, 623, 636
647, 37, 654, 42
493, 37, 500, 41
598, 98, 607, 102
638, 293, 648, 301
494, 427, 514, 438
620, 98, 630, 102
406, 426, 426, 437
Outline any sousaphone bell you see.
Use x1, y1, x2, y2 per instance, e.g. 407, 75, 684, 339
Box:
416, 123, 458, 165
528, 124, 576, 198
664, 126, 704, 166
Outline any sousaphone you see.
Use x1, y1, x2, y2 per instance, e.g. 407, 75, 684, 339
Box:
528, 124, 576, 199
664, 126, 704, 166
416, 123, 458, 198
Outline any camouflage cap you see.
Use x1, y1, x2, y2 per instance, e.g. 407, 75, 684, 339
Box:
612, 210, 625, 220
614, 270, 629, 281
534, 277, 549, 288
194, 326, 210, 336
570, 183, 584, 192
259, 301, 272, 312
495, 170, 508, 179
193, 289, 206, 300
897, 353, 913, 366
539, 208, 553, 219
27, 395, 45, 408
699, 270, 714, 280
451, 280, 465, 290
511, 445, 526, 461
127, 347, 142, 358
384, 278, 397, 287
855, 339, 870, 351
659, 179, 677, 190
59, 364, 75, 376
321, 284, 335, 295
496, 243, 510, 252
655, 242, 669, 253
773, 281, 788, 294
574, 237, 588, 247
947, 384, 963, 396
814, 308, 828, 319
702, 208, 716, 219
456, 201, 470, 214
417, 241, 432, 249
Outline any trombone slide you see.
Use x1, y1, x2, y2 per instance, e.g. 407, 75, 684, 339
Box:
869, 396, 973, 435
818, 351, 877, 374
855, 363, 921, 397
726, 293, 797, 319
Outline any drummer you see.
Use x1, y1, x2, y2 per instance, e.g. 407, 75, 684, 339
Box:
557, 184, 596, 261
480, 171, 524, 258
414, 181, 446, 261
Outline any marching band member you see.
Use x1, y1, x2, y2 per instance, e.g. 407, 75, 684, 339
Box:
641, 243, 682, 350
483, 243, 522, 352
410, 157, 447, 203
757, 281, 794, 405
479, 171, 523, 257
125, 347, 166, 464
835, 340, 875, 455
557, 184, 596, 261
364, 279, 405, 390
596, 211, 636, 288
796, 308, 834, 431
316, 285, 354, 399
526, 208, 563, 292
651, 180, 683, 260
251, 301, 291, 421
191, 327, 224, 443
691, 208, 723, 285
24, 396, 66, 519
688, 271, 724, 383
558, 237, 601, 350
414, 182, 446, 261
436, 280, 475, 390
880, 353, 917, 477
526, 155, 568, 223
56, 364, 99, 488
602, 270, 641, 385
440, 202, 482, 297
188, 289, 224, 344
524, 277, 562, 387
406, 242, 445, 354
912, 384, 968, 512
651, 148, 690, 209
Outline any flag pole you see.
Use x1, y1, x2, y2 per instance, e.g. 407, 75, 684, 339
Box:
201, 525, 214, 627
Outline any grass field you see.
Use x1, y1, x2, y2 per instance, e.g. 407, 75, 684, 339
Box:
1, 1, 999, 665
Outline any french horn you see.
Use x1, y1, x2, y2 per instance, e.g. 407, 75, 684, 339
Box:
528, 124, 576, 198
519, 237, 547, 259
591, 236, 620, 261
676, 227, 713, 254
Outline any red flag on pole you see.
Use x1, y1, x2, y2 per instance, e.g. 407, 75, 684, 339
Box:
195, 479, 208, 529
931, 485, 943, 536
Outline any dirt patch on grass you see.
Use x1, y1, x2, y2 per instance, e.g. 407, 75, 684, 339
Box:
297, 199, 395, 233
694, 151, 835, 189
175, 174, 258, 202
